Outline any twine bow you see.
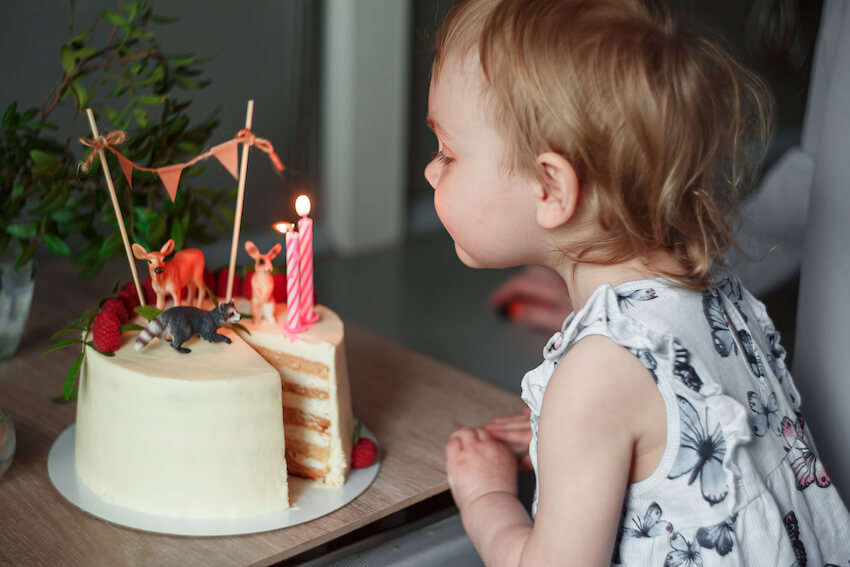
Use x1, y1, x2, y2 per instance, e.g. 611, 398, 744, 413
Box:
236, 128, 285, 172
78, 131, 127, 173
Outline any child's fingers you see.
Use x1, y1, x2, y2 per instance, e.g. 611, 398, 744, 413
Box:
488, 429, 532, 445
449, 426, 479, 448
475, 427, 491, 441
485, 417, 530, 430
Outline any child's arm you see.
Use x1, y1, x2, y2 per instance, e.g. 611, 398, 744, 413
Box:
446, 335, 662, 566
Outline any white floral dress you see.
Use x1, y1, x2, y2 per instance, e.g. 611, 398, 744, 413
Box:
521, 274, 850, 566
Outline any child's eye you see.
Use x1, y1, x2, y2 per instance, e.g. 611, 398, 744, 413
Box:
431, 150, 454, 166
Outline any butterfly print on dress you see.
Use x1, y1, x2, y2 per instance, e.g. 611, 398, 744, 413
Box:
673, 346, 703, 391
617, 288, 657, 308
782, 416, 831, 490
623, 502, 673, 538
747, 390, 781, 436
717, 275, 747, 322
784, 511, 807, 566
703, 292, 737, 357
737, 329, 765, 379
664, 533, 703, 567
629, 348, 658, 383
669, 396, 728, 504
696, 514, 737, 557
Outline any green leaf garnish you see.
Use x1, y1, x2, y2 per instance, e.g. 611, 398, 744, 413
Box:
134, 305, 162, 322
42, 338, 85, 356
119, 323, 145, 332
64, 352, 85, 401
230, 322, 251, 336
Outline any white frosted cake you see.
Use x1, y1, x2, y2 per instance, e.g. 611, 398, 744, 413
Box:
74, 303, 352, 519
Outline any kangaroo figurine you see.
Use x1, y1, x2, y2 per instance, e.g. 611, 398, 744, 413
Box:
132, 239, 205, 311
135, 301, 241, 354
245, 240, 282, 325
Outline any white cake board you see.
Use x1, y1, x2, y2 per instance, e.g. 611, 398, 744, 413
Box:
48, 423, 380, 536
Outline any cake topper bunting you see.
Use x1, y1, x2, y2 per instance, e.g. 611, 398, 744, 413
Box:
82, 109, 145, 306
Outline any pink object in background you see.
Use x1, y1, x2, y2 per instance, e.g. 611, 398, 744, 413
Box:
295, 195, 319, 325
283, 229, 305, 334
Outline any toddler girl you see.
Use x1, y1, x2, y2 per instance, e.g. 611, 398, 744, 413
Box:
425, 0, 850, 565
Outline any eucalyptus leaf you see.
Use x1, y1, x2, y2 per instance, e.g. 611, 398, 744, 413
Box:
101, 10, 125, 26
60, 46, 75, 74
1, 102, 17, 127
6, 222, 37, 239
42, 338, 85, 356
43, 233, 71, 256
64, 351, 85, 400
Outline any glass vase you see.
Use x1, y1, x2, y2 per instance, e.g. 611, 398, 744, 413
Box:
0, 250, 36, 361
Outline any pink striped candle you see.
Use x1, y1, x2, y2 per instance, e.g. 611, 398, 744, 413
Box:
283, 228, 306, 334
295, 195, 319, 325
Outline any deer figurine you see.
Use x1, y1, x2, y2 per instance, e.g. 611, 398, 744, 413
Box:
244, 240, 282, 325
132, 239, 205, 311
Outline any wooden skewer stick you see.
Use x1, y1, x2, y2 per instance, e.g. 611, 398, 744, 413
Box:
226, 100, 254, 303
84, 108, 145, 306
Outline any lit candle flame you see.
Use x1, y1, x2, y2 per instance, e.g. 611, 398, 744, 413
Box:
274, 222, 294, 234
295, 194, 311, 217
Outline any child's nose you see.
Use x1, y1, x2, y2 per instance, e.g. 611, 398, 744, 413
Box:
424, 160, 440, 190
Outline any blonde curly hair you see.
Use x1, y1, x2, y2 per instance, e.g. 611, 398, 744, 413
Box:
434, 0, 773, 288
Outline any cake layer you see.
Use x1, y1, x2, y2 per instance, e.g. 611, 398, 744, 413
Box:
75, 328, 289, 519
235, 302, 353, 487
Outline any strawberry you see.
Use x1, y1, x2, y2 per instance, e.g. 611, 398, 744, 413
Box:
91, 311, 122, 353
215, 270, 241, 299
101, 297, 129, 324
351, 438, 378, 468
272, 273, 287, 303
242, 271, 254, 300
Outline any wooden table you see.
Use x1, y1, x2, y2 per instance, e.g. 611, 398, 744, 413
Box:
0, 261, 524, 566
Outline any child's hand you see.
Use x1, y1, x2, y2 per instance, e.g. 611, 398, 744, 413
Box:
483, 408, 533, 470
445, 426, 518, 511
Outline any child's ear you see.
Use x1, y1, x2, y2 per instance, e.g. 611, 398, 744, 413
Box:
533, 152, 579, 229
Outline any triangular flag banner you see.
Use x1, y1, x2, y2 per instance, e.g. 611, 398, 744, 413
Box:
117, 153, 135, 188
212, 140, 239, 179
157, 165, 184, 202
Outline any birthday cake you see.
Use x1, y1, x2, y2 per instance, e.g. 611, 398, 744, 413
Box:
73, 301, 353, 520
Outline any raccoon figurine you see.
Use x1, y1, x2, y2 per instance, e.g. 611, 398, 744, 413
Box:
134, 301, 242, 354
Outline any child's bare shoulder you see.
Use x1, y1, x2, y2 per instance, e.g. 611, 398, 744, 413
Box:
543, 334, 663, 437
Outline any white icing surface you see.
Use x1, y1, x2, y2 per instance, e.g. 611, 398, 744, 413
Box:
75, 330, 289, 519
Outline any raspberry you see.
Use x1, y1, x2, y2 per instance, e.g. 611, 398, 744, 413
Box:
91, 311, 122, 353
101, 298, 128, 324
122, 279, 156, 307
215, 270, 241, 299
118, 287, 140, 315
272, 273, 287, 302
242, 271, 254, 300
351, 438, 378, 468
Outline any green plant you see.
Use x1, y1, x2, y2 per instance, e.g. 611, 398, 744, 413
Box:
0, 1, 235, 278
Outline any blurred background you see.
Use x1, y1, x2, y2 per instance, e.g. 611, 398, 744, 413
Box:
0, 0, 822, 383
0, 1, 828, 564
